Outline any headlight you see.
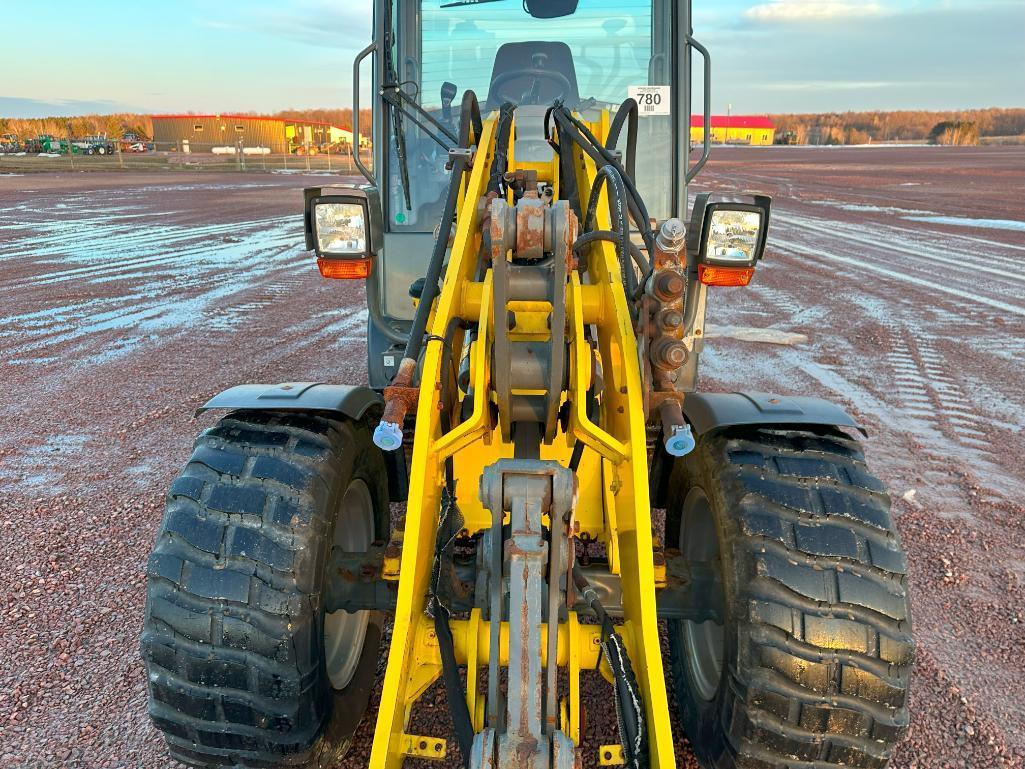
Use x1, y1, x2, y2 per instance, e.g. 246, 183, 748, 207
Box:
303, 186, 382, 279
314, 201, 368, 257
688, 193, 772, 286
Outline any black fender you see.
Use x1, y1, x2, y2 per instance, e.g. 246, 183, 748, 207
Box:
197, 383, 408, 503
682, 391, 865, 437
650, 392, 865, 508
197, 382, 383, 420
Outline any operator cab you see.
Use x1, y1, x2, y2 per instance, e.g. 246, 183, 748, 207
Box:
362, 0, 680, 388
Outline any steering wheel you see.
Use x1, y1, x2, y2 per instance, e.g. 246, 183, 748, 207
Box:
491, 66, 572, 106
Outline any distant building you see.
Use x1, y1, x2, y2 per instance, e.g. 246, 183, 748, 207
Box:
150, 114, 365, 154
691, 116, 775, 146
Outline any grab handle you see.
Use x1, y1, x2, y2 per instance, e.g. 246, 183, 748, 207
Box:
352, 41, 378, 185
685, 34, 711, 183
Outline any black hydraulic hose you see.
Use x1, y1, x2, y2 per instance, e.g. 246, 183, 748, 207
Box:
573, 230, 649, 275
550, 106, 656, 264
434, 607, 474, 766
399, 93, 490, 367
459, 90, 483, 148
432, 315, 472, 766
573, 566, 649, 769
487, 103, 517, 196
572, 566, 613, 631
606, 98, 639, 182
544, 104, 583, 221
583, 164, 637, 299
401, 153, 469, 364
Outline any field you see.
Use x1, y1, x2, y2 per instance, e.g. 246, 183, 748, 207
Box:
1, 145, 1023, 768
0, 149, 370, 175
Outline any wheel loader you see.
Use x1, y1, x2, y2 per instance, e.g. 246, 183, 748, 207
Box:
141, 2, 914, 768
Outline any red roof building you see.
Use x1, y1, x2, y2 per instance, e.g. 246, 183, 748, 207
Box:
691, 115, 776, 145
150, 114, 360, 154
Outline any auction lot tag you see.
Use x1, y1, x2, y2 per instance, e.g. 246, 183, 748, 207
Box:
629, 85, 671, 116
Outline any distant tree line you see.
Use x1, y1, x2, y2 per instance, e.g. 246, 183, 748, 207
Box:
770, 108, 1025, 146
0, 113, 152, 141
3, 107, 1022, 146
0, 109, 373, 142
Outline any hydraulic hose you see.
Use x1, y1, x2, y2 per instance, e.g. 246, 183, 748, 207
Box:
459, 90, 483, 148
606, 97, 639, 182
573, 230, 650, 275
374, 91, 487, 451
547, 104, 656, 263
573, 566, 649, 769
582, 164, 639, 300
488, 102, 517, 196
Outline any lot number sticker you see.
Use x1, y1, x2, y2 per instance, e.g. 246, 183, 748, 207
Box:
629, 86, 671, 117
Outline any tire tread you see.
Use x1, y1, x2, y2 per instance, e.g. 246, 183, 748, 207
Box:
141, 410, 383, 768
669, 426, 913, 769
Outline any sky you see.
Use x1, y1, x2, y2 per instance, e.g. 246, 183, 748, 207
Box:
2, 0, 1023, 118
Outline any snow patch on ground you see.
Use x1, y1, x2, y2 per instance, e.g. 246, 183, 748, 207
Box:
705, 325, 808, 345
903, 215, 1025, 232
271, 169, 345, 176
809, 200, 935, 216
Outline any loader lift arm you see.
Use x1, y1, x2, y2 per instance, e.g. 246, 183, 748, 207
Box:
369, 105, 675, 769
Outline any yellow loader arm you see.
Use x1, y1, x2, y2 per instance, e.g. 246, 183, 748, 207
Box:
370, 109, 674, 769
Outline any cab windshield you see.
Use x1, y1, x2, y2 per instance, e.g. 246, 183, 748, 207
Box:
386, 0, 673, 229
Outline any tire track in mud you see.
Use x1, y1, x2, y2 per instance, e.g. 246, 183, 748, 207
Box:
880, 319, 991, 451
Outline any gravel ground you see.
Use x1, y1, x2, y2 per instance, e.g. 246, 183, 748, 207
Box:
1, 147, 1023, 768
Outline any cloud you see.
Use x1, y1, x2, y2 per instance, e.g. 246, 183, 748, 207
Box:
745, 1, 891, 22
702, 2, 1024, 112
759, 80, 907, 91
198, 0, 372, 49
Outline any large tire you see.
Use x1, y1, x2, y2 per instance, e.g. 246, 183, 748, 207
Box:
666, 426, 913, 769
141, 411, 390, 768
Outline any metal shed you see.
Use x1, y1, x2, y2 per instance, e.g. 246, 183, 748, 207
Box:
151, 115, 355, 154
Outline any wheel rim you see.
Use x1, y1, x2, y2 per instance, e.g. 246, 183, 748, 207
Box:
323, 478, 374, 691
680, 488, 725, 702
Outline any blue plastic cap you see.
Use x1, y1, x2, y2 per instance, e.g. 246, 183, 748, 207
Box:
373, 421, 404, 452
664, 424, 696, 458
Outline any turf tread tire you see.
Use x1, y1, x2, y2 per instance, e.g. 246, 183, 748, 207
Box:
667, 426, 913, 769
141, 411, 389, 769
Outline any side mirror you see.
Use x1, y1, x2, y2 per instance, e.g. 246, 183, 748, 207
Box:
303, 186, 383, 279
688, 193, 772, 286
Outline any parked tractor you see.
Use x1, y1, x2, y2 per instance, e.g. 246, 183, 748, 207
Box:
0, 133, 20, 154
38, 135, 68, 154
141, 2, 913, 768
74, 135, 116, 155
21, 136, 44, 154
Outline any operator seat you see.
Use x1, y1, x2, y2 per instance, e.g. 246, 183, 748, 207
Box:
485, 41, 580, 111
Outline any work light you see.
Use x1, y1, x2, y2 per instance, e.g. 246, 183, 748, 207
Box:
303, 186, 382, 279
690, 193, 772, 286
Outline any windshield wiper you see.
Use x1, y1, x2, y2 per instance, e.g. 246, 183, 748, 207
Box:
384, 4, 459, 211
440, 0, 511, 8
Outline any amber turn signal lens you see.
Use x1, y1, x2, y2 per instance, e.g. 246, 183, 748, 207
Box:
317, 257, 373, 280
698, 264, 755, 287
